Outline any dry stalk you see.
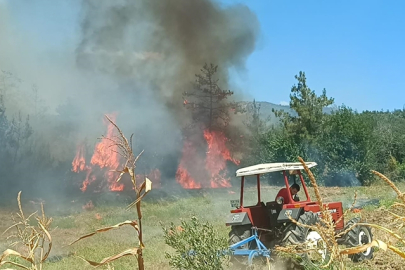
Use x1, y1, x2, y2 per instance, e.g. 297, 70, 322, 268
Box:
0, 192, 52, 270
371, 170, 405, 203
70, 115, 152, 270
278, 168, 405, 269
368, 171, 405, 255
297, 156, 343, 268
276, 157, 381, 270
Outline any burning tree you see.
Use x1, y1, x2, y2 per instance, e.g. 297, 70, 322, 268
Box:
183, 63, 238, 131
177, 64, 240, 189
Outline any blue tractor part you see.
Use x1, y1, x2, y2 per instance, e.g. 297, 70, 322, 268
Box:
229, 226, 271, 266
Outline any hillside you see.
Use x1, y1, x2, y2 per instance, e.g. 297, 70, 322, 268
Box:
238, 101, 335, 125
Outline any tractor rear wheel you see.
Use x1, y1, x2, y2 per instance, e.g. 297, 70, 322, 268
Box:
281, 211, 329, 268
229, 225, 252, 249
343, 217, 374, 262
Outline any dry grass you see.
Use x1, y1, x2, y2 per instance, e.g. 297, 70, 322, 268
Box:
0, 191, 52, 270
358, 171, 405, 260
0, 184, 404, 269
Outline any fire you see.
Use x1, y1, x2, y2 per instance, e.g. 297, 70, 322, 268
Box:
81, 171, 96, 192
176, 165, 202, 189
204, 130, 240, 188
176, 129, 239, 189
176, 140, 203, 189
72, 144, 86, 172
72, 113, 124, 192
72, 113, 162, 192
90, 114, 123, 191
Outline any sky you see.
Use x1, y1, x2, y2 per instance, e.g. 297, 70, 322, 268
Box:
226, 0, 405, 112
2, 0, 404, 112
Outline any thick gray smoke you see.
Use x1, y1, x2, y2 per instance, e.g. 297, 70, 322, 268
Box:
0, 0, 259, 196
74, 0, 259, 176
76, 0, 259, 123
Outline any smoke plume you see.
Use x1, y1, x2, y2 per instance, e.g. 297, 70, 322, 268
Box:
74, 0, 259, 176
76, 0, 259, 120
0, 0, 259, 195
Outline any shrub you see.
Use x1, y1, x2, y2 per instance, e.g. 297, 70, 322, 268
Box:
162, 216, 228, 270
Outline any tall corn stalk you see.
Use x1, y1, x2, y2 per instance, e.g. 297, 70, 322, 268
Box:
70, 115, 152, 269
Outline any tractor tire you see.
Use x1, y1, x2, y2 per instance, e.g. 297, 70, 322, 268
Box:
281, 211, 329, 268
229, 225, 252, 249
343, 217, 374, 262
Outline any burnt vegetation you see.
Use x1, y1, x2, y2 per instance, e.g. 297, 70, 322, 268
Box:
0, 67, 405, 197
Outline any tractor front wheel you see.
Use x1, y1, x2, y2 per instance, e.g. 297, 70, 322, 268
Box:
229, 225, 252, 249
229, 225, 254, 268
281, 211, 329, 268
343, 217, 374, 262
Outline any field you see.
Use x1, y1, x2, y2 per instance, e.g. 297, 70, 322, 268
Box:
0, 182, 404, 270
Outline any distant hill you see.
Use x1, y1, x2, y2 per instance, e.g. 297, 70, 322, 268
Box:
237, 101, 335, 125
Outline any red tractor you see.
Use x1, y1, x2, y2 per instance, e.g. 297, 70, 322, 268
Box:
226, 162, 373, 267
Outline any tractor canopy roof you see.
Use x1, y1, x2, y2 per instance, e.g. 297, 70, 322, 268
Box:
235, 162, 317, 177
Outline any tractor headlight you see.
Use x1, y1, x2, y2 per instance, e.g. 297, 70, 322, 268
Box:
276, 196, 284, 205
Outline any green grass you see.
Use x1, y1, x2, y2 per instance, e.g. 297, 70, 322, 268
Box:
52, 216, 77, 229
0, 183, 404, 270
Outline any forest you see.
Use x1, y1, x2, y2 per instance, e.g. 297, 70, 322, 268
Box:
1, 67, 404, 200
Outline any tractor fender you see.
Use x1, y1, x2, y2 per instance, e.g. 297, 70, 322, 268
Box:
277, 208, 304, 223
226, 212, 251, 226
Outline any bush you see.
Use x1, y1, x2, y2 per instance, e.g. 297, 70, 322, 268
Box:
162, 216, 229, 270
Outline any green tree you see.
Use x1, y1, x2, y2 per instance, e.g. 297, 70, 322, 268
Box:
274, 71, 334, 139
258, 71, 335, 183
8, 112, 33, 165
241, 100, 269, 166
317, 106, 376, 185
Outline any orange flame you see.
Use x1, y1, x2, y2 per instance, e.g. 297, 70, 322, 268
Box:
176, 129, 239, 189
72, 113, 163, 192
176, 165, 202, 189
90, 114, 123, 191
72, 144, 86, 172
72, 113, 123, 192
176, 141, 202, 189
204, 130, 239, 188
81, 171, 96, 192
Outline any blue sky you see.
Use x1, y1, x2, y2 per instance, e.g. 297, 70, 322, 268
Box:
3, 0, 405, 112
227, 0, 405, 112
